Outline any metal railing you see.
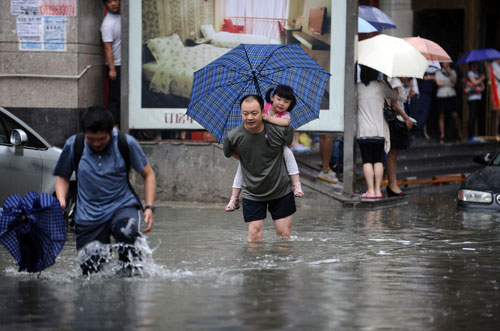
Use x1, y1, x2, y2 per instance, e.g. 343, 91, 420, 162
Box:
0, 65, 92, 79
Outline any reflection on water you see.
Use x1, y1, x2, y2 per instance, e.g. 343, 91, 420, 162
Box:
0, 193, 499, 330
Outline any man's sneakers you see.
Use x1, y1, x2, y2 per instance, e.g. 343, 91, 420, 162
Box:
317, 169, 338, 184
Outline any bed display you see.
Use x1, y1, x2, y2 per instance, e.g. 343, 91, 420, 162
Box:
144, 34, 230, 99
200, 24, 277, 48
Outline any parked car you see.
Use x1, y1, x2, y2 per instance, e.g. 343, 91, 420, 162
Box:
457, 151, 500, 211
0, 106, 76, 224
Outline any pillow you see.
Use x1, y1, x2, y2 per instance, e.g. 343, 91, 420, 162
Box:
200, 24, 216, 38
224, 18, 234, 29
147, 34, 184, 63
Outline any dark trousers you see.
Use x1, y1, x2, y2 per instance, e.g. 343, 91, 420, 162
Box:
468, 99, 482, 138
106, 65, 121, 126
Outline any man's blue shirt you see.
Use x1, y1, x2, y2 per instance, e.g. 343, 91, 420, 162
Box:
53, 129, 148, 225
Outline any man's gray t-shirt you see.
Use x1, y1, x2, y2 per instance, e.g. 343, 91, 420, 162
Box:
223, 122, 294, 201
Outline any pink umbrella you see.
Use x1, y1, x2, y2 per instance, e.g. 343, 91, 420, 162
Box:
404, 37, 452, 62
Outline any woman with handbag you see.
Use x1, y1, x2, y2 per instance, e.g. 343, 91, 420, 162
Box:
465, 62, 485, 140
356, 65, 389, 199
383, 76, 414, 197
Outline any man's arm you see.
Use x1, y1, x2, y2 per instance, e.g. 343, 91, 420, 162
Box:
103, 42, 117, 80
55, 176, 70, 210
283, 126, 294, 147
140, 163, 156, 233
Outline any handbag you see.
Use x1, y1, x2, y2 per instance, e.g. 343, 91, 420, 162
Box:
380, 84, 411, 134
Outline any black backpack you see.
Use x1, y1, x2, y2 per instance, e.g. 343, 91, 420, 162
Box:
73, 131, 143, 210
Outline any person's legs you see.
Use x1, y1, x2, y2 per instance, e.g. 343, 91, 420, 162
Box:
374, 162, 384, 197
319, 135, 334, 173
451, 112, 464, 140
362, 163, 375, 195
468, 100, 480, 138
317, 135, 338, 183
248, 220, 265, 242
386, 148, 401, 193
75, 222, 112, 275
110, 207, 142, 269
439, 113, 445, 139
226, 163, 243, 211
269, 192, 296, 238
273, 215, 293, 238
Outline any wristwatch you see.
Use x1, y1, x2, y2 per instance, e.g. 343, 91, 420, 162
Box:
144, 205, 156, 213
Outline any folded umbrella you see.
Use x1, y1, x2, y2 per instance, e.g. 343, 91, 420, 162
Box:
404, 37, 452, 62
358, 34, 429, 78
0, 192, 66, 273
456, 48, 500, 64
186, 44, 331, 142
358, 5, 397, 31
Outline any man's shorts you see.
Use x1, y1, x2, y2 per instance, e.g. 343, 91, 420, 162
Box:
242, 192, 296, 222
75, 207, 141, 250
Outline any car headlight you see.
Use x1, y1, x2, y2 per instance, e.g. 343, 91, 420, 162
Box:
458, 189, 493, 203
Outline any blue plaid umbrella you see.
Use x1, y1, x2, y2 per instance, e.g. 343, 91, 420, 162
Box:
0, 192, 66, 273
456, 48, 500, 64
186, 44, 331, 142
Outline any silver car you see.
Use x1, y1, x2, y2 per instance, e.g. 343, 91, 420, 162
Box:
0, 106, 76, 224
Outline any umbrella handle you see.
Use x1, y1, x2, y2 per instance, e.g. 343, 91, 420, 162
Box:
252, 71, 262, 96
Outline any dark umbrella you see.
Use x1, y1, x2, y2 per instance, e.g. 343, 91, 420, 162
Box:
0, 192, 66, 273
358, 5, 397, 31
456, 48, 500, 64
186, 44, 331, 142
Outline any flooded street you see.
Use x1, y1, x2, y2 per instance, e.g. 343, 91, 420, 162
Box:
1, 192, 499, 330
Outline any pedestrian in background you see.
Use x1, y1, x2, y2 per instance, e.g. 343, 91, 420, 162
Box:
356, 65, 389, 199
435, 62, 463, 141
465, 62, 486, 140
490, 59, 500, 137
101, 0, 121, 128
385, 76, 414, 197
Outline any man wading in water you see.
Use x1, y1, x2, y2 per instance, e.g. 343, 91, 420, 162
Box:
224, 95, 296, 242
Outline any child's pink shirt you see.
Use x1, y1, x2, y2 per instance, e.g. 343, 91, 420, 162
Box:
264, 103, 291, 119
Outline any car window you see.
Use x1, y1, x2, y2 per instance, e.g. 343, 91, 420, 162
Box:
493, 153, 500, 166
0, 112, 46, 149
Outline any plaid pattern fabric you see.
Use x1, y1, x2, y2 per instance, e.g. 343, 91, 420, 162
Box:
0, 192, 66, 273
186, 44, 331, 142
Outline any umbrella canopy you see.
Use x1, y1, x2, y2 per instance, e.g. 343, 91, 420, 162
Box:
456, 48, 500, 64
404, 37, 452, 62
358, 5, 397, 31
0, 192, 66, 273
358, 17, 378, 33
186, 44, 331, 142
358, 34, 429, 78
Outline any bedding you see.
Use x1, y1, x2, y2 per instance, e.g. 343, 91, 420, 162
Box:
143, 34, 230, 99
200, 24, 278, 48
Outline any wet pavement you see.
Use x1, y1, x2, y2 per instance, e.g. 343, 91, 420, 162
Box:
0, 192, 499, 330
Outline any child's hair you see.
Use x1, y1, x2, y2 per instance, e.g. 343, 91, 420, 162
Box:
265, 85, 296, 112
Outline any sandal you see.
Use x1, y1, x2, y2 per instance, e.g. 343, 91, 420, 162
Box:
225, 196, 240, 212
292, 182, 304, 197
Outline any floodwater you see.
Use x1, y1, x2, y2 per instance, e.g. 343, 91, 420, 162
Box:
1, 193, 499, 330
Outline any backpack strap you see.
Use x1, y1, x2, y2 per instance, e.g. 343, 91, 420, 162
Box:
117, 131, 144, 211
73, 132, 85, 177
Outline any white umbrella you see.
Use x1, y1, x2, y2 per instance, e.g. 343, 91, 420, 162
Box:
357, 34, 429, 78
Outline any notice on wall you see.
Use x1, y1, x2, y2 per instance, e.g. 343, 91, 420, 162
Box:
17, 15, 43, 50
17, 15, 67, 51
43, 16, 67, 51
11, 0, 40, 15
39, 0, 77, 17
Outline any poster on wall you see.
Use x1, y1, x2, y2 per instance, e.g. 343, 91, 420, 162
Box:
129, 0, 345, 132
